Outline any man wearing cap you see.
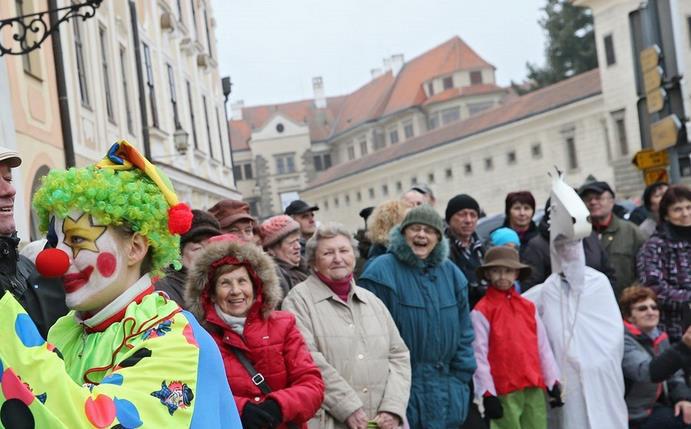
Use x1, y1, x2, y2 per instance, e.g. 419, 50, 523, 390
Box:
402, 184, 436, 207
156, 209, 221, 307
259, 214, 310, 297
0, 145, 68, 338
445, 194, 486, 308
578, 180, 645, 296
209, 199, 259, 244
285, 199, 319, 254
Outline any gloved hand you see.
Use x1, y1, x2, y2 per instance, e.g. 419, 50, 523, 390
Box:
547, 383, 564, 408
242, 402, 276, 429
258, 399, 283, 428
483, 395, 503, 419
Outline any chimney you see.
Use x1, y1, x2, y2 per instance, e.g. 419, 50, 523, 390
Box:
312, 76, 326, 109
371, 68, 383, 79
390, 54, 404, 76
231, 100, 244, 120
382, 57, 392, 72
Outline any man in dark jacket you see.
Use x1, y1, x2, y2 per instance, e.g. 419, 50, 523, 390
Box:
445, 194, 486, 309
0, 145, 67, 337
521, 198, 617, 291
156, 209, 221, 307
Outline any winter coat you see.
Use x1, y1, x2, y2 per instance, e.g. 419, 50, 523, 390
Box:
282, 275, 411, 429
155, 266, 188, 307
446, 229, 486, 309
520, 230, 616, 292
596, 214, 646, 296
0, 235, 68, 338
186, 239, 325, 429
359, 226, 476, 429
622, 322, 691, 421
274, 258, 310, 297
0, 276, 241, 428
636, 222, 691, 342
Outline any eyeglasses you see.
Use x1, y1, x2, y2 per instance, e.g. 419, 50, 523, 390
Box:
633, 304, 659, 312
406, 224, 438, 235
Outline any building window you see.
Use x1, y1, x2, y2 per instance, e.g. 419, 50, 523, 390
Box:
324, 153, 332, 169
373, 129, 386, 150
484, 157, 493, 171
442, 76, 454, 90
403, 121, 414, 139
17, 0, 41, 78
233, 165, 242, 180
189, 0, 198, 36
611, 109, 628, 156
142, 43, 158, 128
368, 188, 375, 199
382, 184, 389, 196
427, 113, 440, 130
167, 64, 179, 128
243, 163, 253, 179
359, 137, 368, 156
203, 8, 213, 58
464, 163, 472, 175
176, 0, 183, 21
468, 101, 494, 116
73, 13, 89, 107
202, 95, 214, 158
313, 153, 331, 171
334, 197, 339, 208
389, 128, 399, 144
324, 200, 329, 210
688, 17, 691, 47
441, 107, 460, 125
356, 191, 362, 202
216, 107, 226, 165
531, 143, 542, 159
428, 172, 435, 183
276, 154, 296, 175
427, 82, 434, 96
119, 47, 134, 134
507, 151, 517, 165
470, 70, 483, 85
347, 145, 355, 161
564, 133, 578, 170
345, 194, 350, 205
186, 81, 199, 149
99, 27, 114, 121
396, 181, 402, 191
445, 168, 453, 179
604, 34, 616, 66
411, 176, 418, 185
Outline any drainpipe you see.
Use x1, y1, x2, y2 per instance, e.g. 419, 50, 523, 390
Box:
128, 0, 151, 160
49, 0, 75, 167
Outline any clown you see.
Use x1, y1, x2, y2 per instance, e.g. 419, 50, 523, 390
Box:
523, 170, 627, 429
0, 141, 241, 428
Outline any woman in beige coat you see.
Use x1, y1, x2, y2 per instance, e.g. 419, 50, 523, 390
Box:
282, 223, 411, 429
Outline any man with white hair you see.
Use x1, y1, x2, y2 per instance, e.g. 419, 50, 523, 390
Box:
523, 171, 627, 429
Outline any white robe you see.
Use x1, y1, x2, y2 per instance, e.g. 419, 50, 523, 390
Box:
523, 268, 627, 429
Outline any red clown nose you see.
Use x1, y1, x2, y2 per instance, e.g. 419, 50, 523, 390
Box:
35, 248, 70, 278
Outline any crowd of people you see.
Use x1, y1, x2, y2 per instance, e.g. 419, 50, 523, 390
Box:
0, 141, 690, 429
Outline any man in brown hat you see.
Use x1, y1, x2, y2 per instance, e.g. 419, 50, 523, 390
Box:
209, 199, 258, 244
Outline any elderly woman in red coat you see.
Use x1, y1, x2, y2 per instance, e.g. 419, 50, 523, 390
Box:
186, 234, 324, 429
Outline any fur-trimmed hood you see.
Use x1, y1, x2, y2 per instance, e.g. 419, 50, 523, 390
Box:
387, 225, 449, 268
185, 239, 282, 323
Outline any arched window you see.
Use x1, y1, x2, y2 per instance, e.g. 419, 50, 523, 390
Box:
29, 165, 50, 241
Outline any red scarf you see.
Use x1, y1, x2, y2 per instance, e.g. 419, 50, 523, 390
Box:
316, 272, 353, 302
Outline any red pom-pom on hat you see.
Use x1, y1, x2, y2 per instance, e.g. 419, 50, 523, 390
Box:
168, 202, 193, 235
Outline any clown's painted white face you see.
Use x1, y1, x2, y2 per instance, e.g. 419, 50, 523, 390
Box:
54, 211, 129, 311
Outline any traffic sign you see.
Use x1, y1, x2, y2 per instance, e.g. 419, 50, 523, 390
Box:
650, 115, 682, 151
643, 66, 663, 93
639, 45, 661, 71
632, 149, 669, 170
643, 167, 669, 186
646, 88, 666, 113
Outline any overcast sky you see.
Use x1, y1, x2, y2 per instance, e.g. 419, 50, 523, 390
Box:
211, 0, 548, 107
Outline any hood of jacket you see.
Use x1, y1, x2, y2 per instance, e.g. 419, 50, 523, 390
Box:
387, 225, 449, 268
185, 240, 282, 323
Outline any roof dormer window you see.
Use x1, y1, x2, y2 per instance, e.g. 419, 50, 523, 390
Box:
470, 70, 483, 85
443, 76, 454, 90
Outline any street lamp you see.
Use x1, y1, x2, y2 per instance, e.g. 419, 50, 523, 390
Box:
221, 76, 237, 187
173, 125, 190, 156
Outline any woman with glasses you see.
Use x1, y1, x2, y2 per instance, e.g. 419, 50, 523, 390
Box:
620, 285, 691, 429
359, 205, 476, 429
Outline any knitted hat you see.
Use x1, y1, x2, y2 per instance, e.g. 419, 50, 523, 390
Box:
504, 191, 536, 218
400, 205, 444, 236
489, 227, 521, 248
259, 215, 300, 248
180, 209, 221, 249
208, 199, 255, 231
476, 246, 531, 282
445, 194, 480, 222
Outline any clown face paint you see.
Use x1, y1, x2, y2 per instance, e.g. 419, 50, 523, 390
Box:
54, 212, 129, 311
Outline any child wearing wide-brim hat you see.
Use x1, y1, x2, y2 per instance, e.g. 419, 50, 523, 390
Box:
471, 246, 563, 429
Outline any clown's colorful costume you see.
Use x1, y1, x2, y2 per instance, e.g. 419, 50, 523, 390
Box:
0, 141, 241, 428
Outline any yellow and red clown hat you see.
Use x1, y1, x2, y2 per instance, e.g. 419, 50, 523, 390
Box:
33, 140, 193, 273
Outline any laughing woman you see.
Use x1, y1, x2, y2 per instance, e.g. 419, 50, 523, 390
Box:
359, 205, 477, 429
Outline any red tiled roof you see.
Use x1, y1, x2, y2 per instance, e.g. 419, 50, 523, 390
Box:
330, 72, 396, 136
422, 83, 506, 106
307, 68, 601, 189
382, 36, 495, 116
229, 120, 252, 151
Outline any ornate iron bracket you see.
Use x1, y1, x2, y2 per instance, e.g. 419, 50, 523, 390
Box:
0, 0, 103, 56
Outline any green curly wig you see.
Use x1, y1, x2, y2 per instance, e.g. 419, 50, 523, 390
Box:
32, 166, 181, 274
